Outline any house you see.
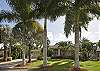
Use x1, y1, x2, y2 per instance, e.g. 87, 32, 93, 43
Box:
0, 43, 4, 57
96, 46, 100, 59
0, 43, 4, 49
49, 44, 60, 56
49, 44, 74, 58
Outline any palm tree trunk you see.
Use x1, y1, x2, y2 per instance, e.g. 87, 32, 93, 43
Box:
3, 45, 8, 62
9, 39, 12, 57
22, 49, 26, 65
74, 24, 80, 70
28, 44, 31, 63
43, 17, 47, 67
8, 44, 11, 57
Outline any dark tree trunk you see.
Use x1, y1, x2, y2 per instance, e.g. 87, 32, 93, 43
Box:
3, 45, 8, 62
8, 40, 11, 57
22, 49, 26, 65
19, 49, 22, 59
28, 44, 31, 63
43, 17, 47, 67
8, 47, 11, 57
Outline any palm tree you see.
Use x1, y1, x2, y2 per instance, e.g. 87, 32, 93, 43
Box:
28, 0, 67, 67
0, 25, 11, 61
12, 21, 43, 63
64, 0, 100, 70
0, 0, 43, 65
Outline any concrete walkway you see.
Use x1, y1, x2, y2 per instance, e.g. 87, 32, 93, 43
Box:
0, 59, 36, 69
0, 68, 28, 71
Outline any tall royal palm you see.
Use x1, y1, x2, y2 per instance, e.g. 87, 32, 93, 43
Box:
29, 0, 67, 66
64, 0, 100, 70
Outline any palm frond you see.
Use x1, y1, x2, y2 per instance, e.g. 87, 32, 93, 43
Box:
64, 15, 73, 37
31, 21, 43, 33
89, 4, 100, 17
64, 6, 74, 37
6, 0, 33, 20
0, 10, 19, 22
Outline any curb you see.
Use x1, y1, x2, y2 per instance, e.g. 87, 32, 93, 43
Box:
0, 67, 28, 70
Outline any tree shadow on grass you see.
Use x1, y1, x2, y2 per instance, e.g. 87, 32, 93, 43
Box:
28, 60, 73, 71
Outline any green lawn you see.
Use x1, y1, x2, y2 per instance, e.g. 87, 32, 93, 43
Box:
80, 60, 100, 71
27, 59, 100, 71
27, 59, 73, 71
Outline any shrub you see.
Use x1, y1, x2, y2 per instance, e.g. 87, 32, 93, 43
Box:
65, 56, 74, 60
37, 55, 43, 60
51, 55, 75, 60
47, 49, 53, 57
70, 67, 88, 71
51, 56, 64, 59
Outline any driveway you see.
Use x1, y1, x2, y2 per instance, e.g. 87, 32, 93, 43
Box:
0, 59, 36, 71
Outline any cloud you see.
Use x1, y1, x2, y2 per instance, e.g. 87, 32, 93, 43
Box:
47, 32, 66, 45
47, 17, 100, 45
47, 32, 54, 41
48, 32, 75, 45
81, 18, 100, 42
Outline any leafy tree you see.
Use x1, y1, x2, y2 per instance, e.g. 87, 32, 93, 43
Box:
12, 21, 43, 63
80, 38, 98, 61
56, 41, 73, 48
11, 44, 23, 59
80, 38, 93, 60
0, 0, 43, 65
0, 24, 12, 61
98, 40, 100, 48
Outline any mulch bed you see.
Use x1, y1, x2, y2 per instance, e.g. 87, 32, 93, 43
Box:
69, 67, 88, 71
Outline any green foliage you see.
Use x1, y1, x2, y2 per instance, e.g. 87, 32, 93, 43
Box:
64, 0, 97, 37
12, 21, 43, 47
51, 56, 65, 59
80, 38, 97, 61
37, 55, 43, 60
55, 41, 74, 49
51, 55, 75, 60
81, 38, 93, 51
98, 40, 100, 48
0, 24, 12, 44
11, 45, 22, 59
0, 11, 18, 22
47, 49, 53, 57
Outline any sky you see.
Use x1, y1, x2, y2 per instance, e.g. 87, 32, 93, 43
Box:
0, 0, 100, 45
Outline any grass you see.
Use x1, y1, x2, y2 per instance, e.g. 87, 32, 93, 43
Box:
80, 60, 100, 71
27, 59, 73, 71
26, 59, 100, 71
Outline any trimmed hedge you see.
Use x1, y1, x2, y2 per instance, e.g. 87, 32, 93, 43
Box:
51, 56, 74, 60
37, 55, 43, 60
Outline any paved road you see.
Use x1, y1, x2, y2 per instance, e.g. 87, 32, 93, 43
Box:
0, 59, 22, 68
0, 69, 28, 71
0, 59, 36, 71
